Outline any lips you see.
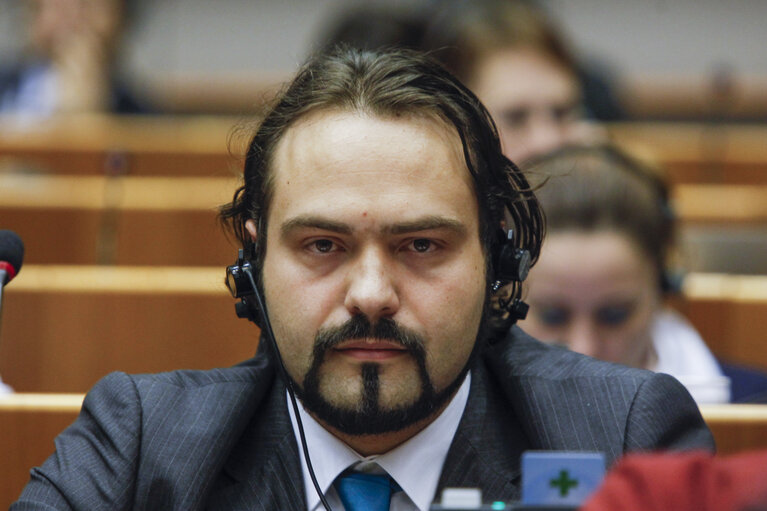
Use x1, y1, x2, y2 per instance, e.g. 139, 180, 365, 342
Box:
334, 339, 408, 360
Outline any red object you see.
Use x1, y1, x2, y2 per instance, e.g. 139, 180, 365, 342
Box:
0, 261, 17, 282
581, 450, 767, 511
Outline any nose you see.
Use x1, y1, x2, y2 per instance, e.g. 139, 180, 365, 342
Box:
524, 115, 566, 160
344, 246, 400, 323
565, 319, 602, 360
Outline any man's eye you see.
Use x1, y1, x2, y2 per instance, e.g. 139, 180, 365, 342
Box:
410, 238, 433, 253
311, 239, 336, 253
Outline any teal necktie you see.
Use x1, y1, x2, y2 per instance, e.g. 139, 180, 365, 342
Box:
335, 472, 393, 511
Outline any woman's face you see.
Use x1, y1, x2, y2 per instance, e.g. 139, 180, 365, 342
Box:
518, 231, 662, 369
469, 47, 581, 165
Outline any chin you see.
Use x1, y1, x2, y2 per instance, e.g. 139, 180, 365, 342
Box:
297, 360, 469, 436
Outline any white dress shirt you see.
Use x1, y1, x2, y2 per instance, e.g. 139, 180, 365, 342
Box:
287, 372, 471, 511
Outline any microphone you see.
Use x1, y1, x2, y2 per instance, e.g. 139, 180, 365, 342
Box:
0, 230, 24, 350
0, 230, 25, 286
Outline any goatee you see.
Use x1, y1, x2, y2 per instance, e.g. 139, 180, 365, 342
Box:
293, 315, 469, 435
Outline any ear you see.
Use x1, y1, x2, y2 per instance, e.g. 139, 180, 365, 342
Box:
245, 219, 258, 242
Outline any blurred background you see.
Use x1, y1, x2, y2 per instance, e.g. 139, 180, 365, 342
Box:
0, 0, 765, 383
2, 0, 766, 118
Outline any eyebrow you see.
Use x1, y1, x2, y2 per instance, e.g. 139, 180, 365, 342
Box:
279, 214, 467, 238
384, 216, 466, 236
280, 216, 353, 237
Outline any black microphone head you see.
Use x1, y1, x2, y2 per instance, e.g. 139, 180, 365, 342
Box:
0, 230, 24, 284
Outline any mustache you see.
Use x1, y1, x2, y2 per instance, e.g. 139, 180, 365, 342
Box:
313, 315, 426, 357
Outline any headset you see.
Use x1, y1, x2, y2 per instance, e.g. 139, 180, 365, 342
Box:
490, 227, 532, 324
225, 243, 261, 325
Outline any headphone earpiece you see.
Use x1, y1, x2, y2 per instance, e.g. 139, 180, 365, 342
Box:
490, 228, 531, 324
491, 228, 531, 289
225, 244, 263, 326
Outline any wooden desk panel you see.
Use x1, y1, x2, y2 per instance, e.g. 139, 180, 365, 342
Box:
609, 122, 767, 185
0, 115, 246, 177
674, 274, 767, 369
2, 149, 239, 177
0, 174, 241, 266
674, 185, 767, 224
0, 266, 259, 393
701, 404, 767, 455
0, 394, 83, 509
1, 207, 237, 266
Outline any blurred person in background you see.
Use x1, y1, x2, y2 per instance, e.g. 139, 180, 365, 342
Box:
518, 144, 767, 404
0, 0, 148, 117
315, 4, 427, 54
420, 0, 617, 165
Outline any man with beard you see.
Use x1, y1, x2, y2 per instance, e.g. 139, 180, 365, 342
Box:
14, 48, 713, 511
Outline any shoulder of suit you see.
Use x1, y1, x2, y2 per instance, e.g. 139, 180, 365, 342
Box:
486, 326, 656, 382
125, 354, 276, 391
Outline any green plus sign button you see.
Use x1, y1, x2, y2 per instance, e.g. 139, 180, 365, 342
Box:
549, 469, 579, 497
521, 451, 606, 505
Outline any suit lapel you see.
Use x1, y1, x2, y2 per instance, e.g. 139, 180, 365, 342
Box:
436, 360, 528, 504
206, 378, 306, 511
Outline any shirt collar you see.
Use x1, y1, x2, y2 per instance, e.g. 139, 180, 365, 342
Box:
288, 372, 471, 511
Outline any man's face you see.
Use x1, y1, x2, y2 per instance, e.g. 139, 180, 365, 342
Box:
259, 109, 486, 435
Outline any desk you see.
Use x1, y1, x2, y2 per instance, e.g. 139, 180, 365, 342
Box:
609, 122, 767, 185
0, 174, 240, 266
0, 393, 83, 509
0, 115, 243, 176
700, 404, 767, 455
0, 265, 258, 392
677, 273, 767, 368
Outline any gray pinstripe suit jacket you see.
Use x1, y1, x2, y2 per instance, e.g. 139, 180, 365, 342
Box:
13, 327, 714, 510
